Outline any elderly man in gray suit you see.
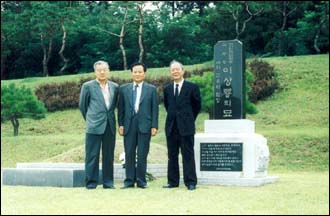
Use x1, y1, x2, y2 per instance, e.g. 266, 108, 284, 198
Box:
118, 62, 159, 189
79, 60, 119, 189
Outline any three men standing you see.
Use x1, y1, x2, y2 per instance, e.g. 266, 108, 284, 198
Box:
79, 60, 118, 189
118, 62, 159, 189
79, 60, 200, 190
163, 60, 201, 190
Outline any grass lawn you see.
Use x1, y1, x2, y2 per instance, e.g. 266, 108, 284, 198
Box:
1, 171, 329, 215
1, 54, 329, 214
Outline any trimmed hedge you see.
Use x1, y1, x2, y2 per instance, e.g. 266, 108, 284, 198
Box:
35, 60, 279, 112
35, 76, 172, 112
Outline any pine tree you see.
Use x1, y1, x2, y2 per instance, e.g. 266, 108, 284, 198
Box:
1, 83, 47, 136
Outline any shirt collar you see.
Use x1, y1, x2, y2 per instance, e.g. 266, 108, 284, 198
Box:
133, 81, 143, 88
174, 79, 184, 87
96, 78, 108, 86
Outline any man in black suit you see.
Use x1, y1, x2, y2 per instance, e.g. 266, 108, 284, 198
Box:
118, 62, 159, 189
163, 60, 201, 190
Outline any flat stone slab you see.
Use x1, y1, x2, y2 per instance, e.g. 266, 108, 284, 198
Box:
3, 168, 86, 187
2, 163, 168, 187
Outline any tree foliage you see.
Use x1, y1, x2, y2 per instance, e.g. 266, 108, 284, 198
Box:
1, 84, 47, 136
1, 1, 328, 79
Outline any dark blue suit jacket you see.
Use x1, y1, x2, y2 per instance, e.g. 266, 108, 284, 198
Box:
118, 82, 159, 135
163, 80, 201, 136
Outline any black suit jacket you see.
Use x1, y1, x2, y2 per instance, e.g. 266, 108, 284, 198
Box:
163, 80, 201, 136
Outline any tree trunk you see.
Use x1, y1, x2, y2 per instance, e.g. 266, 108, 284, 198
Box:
1, 31, 6, 79
170, 1, 175, 18
1, 55, 5, 80
232, 2, 261, 40
97, 7, 130, 70
278, 10, 287, 56
11, 117, 19, 136
59, 19, 69, 73
278, 31, 284, 56
314, 14, 327, 54
138, 4, 144, 63
41, 34, 53, 77
41, 34, 48, 76
119, 8, 128, 70
208, 109, 214, 120
119, 27, 127, 70
276, 1, 296, 56
313, 33, 320, 54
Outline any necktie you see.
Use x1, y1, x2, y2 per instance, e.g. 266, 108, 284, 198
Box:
175, 84, 179, 103
132, 84, 138, 114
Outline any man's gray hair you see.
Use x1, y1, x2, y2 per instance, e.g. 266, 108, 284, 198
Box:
170, 60, 184, 70
93, 60, 110, 70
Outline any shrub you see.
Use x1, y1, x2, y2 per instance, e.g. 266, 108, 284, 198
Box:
186, 66, 214, 76
35, 81, 81, 112
248, 59, 279, 102
188, 70, 257, 119
189, 72, 214, 118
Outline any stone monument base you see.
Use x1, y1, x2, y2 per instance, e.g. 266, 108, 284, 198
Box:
194, 119, 278, 186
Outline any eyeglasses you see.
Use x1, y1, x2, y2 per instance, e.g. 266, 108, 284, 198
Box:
96, 69, 109, 73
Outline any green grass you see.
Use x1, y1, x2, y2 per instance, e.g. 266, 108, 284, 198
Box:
1, 54, 329, 215
1, 171, 329, 215
1, 54, 328, 171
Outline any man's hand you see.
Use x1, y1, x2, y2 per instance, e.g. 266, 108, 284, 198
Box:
151, 128, 158, 136
118, 126, 124, 136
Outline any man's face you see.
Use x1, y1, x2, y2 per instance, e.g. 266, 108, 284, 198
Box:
170, 63, 184, 81
95, 64, 109, 82
131, 65, 146, 84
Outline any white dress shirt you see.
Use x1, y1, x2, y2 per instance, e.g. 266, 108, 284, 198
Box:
133, 81, 143, 113
173, 79, 184, 95
96, 79, 110, 110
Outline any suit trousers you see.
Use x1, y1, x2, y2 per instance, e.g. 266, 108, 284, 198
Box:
85, 122, 115, 187
166, 119, 197, 187
124, 114, 151, 187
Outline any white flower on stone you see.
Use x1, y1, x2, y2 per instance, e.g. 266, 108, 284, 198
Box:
119, 152, 125, 168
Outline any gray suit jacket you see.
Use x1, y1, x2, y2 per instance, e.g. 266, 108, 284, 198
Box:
79, 79, 119, 135
118, 82, 159, 135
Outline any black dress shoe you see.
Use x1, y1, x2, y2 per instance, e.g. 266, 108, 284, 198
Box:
103, 185, 115, 189
86, 184, 97, 189
162, 184, 179, 188
187, 185, 196, 190
137, 184, 148, 189
120, 185, 134, 189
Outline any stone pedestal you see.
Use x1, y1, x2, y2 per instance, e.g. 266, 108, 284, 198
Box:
194, 119, 278, 186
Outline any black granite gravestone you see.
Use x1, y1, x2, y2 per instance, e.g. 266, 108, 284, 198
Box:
214, 40, 245, 119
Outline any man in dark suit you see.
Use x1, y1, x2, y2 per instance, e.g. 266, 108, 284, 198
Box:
163, 60, 201, 190
118, 62, 159, 189
79, 60, 119, 189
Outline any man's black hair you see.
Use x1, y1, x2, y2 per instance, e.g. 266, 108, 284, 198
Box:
130, 62, 147, 72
